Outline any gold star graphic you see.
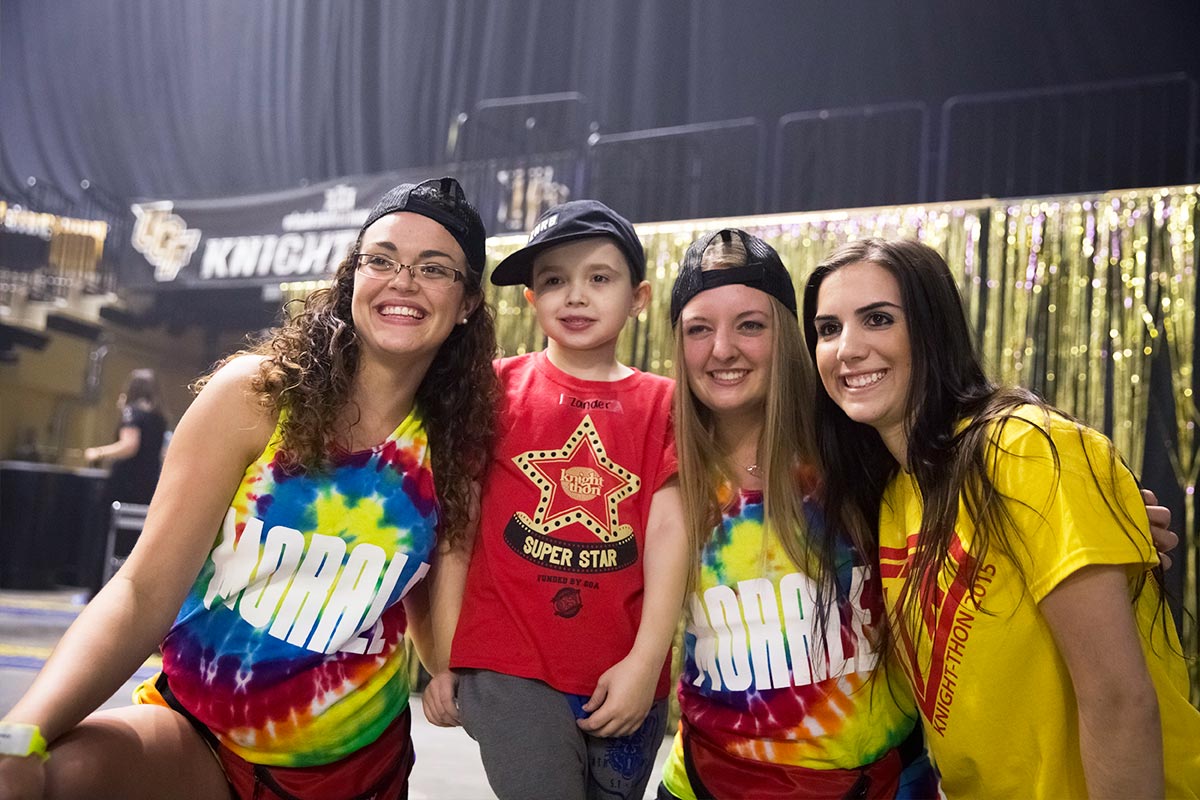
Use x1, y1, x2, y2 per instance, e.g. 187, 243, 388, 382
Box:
512, 415, 640, 543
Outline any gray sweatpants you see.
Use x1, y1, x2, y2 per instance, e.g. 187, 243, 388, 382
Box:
457, 669, 668, 800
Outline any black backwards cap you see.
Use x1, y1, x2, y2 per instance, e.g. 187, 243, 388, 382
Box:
359, 177, 487, 279
490, 199, 646, 287
669, 229, 798, 325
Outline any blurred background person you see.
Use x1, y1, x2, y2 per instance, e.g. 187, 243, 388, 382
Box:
84, 368, 168, 506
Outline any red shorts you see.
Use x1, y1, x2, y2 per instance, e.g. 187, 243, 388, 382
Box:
213, 708, 414, 800
678, 716, 903, 800
139, 672, 413, 800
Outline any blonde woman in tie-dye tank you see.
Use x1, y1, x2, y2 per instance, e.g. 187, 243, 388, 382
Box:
0, 178, 501, 800
659, 230, 935, 800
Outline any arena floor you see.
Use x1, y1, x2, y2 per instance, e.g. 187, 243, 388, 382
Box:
0, 589, 671, 799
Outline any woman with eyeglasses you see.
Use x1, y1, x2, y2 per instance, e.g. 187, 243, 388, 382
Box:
0, 178, 500, 800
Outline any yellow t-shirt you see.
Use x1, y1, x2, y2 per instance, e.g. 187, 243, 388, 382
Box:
877, 406, 1200, 798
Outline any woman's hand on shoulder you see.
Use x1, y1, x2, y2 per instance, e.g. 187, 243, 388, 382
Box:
1141, 489, 1178, 571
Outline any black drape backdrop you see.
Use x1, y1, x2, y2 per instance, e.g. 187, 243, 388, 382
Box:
1, 0, 1198, 647
2, 0, 1199, 207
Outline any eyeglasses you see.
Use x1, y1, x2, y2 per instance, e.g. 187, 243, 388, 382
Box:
354, 252, 464, 285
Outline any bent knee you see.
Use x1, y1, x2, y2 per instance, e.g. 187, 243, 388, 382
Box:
46, 706, 229, 800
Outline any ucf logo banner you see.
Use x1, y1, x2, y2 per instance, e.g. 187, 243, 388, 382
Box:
126, 157, 580, 290
127, 171, 428, 289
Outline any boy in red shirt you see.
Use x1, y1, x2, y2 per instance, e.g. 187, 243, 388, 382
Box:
425, 200, 687, 800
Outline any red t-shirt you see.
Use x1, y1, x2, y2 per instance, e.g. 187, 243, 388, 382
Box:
451, 351, 677, 698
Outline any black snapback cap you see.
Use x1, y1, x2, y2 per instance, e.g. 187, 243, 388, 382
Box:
669, 229, 797, 325
359, 176, 487, 278
489, 200, 645, 287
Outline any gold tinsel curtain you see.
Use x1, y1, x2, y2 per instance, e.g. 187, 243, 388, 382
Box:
288, 184, 1200, 696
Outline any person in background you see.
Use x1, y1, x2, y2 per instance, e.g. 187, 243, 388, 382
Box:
425, 200, 688, 800
804, 237, 1200, 798
658, 229, 936, 800
84, 368, 168, 505
0, 177, 500, 800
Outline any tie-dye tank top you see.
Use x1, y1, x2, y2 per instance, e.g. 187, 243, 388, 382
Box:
661, 487, 922, 799
135, 407, 437, 767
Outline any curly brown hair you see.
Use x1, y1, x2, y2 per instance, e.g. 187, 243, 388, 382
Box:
195, 244, 500, 549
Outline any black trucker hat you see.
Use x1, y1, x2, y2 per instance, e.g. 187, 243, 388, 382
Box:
359, 176, 487, 278
489, 199, 646, 287
669, 228, 797, 325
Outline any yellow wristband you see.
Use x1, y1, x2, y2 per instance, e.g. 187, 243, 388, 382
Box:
0, 722, 50, 762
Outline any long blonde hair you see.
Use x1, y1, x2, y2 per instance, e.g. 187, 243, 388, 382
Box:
673, 237, 819, 591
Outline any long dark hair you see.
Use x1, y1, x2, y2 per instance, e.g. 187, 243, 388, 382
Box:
803, 238, 1155, 642
196, 226, 500, 550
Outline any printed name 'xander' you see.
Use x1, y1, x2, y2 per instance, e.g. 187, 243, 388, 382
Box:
562, 395, 620, 411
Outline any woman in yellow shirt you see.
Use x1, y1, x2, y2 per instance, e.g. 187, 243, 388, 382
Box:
804, 237, 1199, 798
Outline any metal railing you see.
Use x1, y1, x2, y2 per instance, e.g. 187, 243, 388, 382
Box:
586, 118, 767, 223
774, 101, 930, 211
938, 72, 1198, 200
450, 92, 591, 163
